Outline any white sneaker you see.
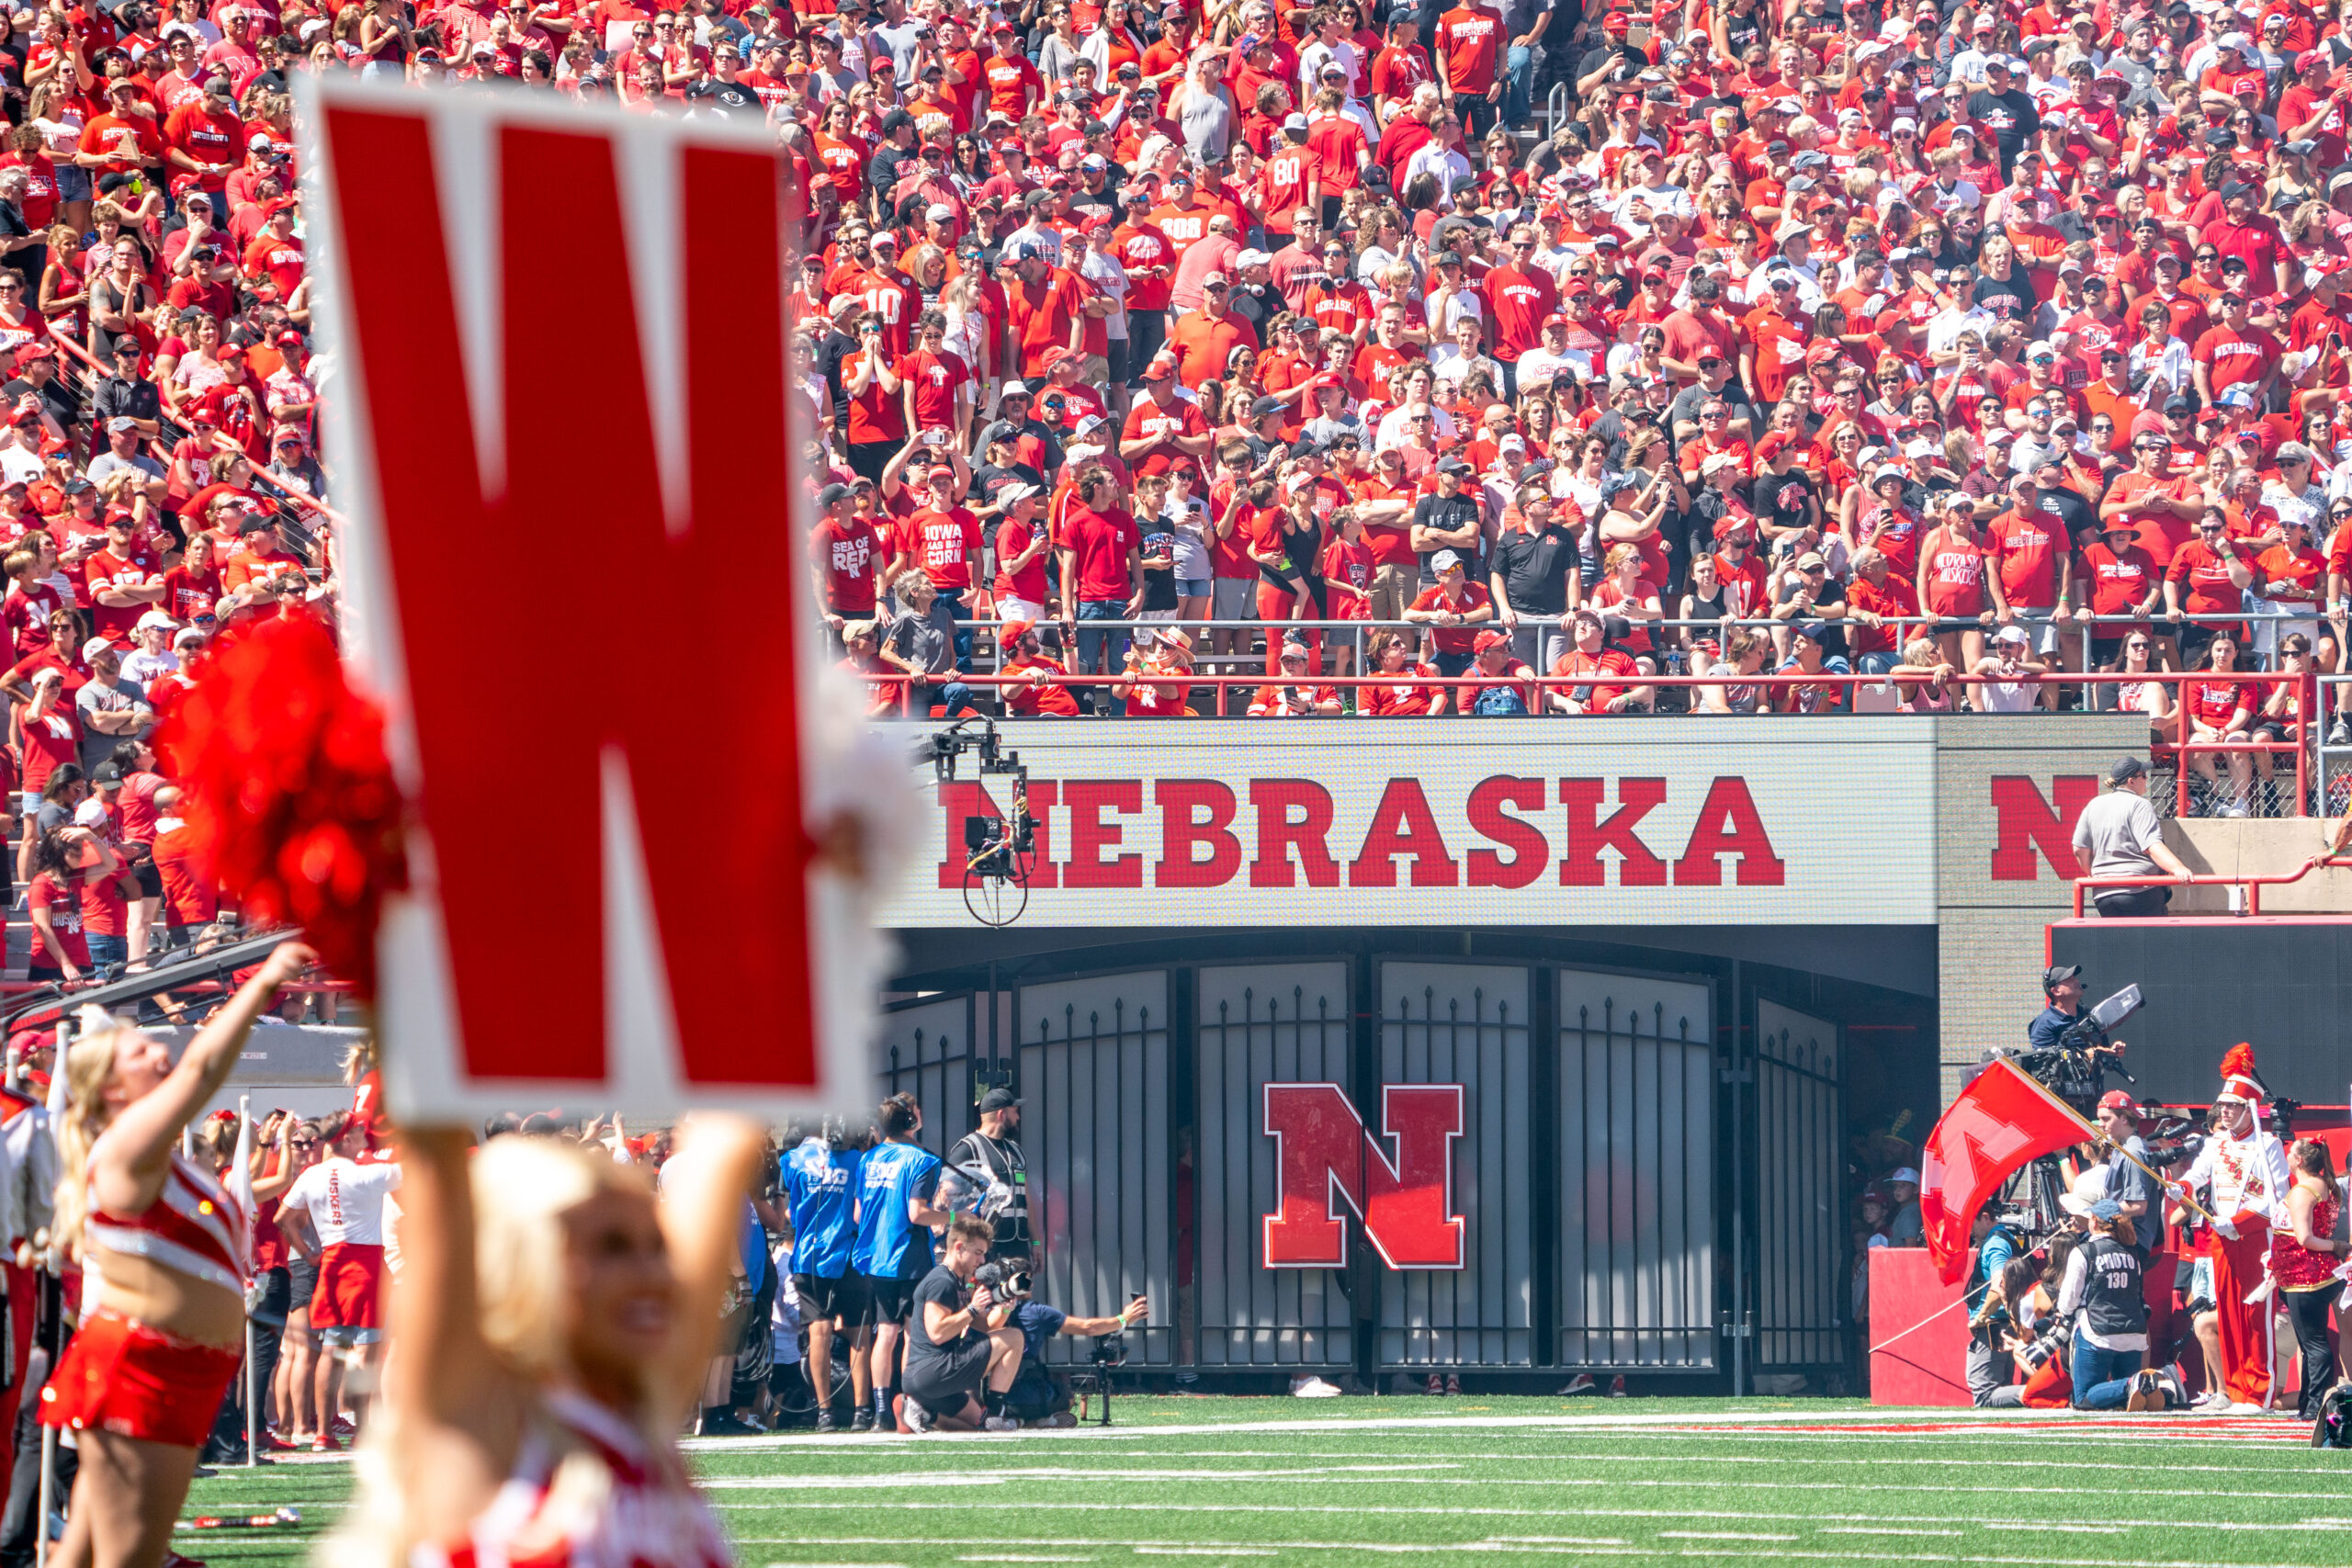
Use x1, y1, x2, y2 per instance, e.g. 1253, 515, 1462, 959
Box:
1289, 1374, 1343, 1398
982, 1414, 1020, 1432
2225, 1401, 2267, 1415
900, 1399, 935, 1434
2189, 1391, 2230, 1412
1557, 1373, 1598, 1396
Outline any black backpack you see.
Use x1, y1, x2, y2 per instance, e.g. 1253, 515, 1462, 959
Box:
2312, 1383, 2352, 1448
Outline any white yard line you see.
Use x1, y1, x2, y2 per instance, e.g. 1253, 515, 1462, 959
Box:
1819, 1528, 1964, 1538
704, 1464, 1455, 1489
681, 1407, 2301, 1450
1657, 1532, 1800, 1542
876, 1448, 2339, 1478
714, 1501, 2352, 1533
710, 1472, 2352, 1505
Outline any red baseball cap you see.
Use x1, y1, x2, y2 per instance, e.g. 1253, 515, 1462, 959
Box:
2097, 1089, 2138, 1114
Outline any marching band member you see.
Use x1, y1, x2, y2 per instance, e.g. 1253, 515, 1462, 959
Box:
40, 941, 315, 1568
326, 1113, 765, 1568
2175, 1043, 2292, 1413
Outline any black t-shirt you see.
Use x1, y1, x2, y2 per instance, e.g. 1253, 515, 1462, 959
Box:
1492, 521, 1578, 615
1969, 269, 2034, 325
1963, 87, 2040, 170
1411, 491, 1484, 583
813, 327, 858, 431
1757, 468, 1817, 534
1138, 522, 1181, 611
2033, 486, 2098, 546
1576, 41, 1648, 96
907, 1265, 979, 1373
1668, 381, 1756, 451
974, 460, 1047, 507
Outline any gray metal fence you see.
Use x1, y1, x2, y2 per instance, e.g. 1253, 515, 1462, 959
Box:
1193, 962, 1358, 1370
876, 994, 974, 1154
1377, 963, 1532, 1369
1015, 973, 1176, 1367
1555, 974, 1717, 1371
1754, 1000, 1846, 1370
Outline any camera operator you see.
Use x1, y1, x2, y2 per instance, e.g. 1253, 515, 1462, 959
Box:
949, 1088, 1031, 1260
1000, 1286, 1150, 1427
899, 1216, 1024, 1434
2027, 965, 2089, 1052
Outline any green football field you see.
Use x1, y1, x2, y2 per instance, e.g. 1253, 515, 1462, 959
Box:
177, 1396, 2350, 1568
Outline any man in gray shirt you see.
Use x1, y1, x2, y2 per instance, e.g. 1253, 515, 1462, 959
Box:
74, 640, 151, 774
2070, 756, 2193, 917
880, 571, 978, 717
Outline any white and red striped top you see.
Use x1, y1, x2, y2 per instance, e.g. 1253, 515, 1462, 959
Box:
428, 1391, 732, 1568
82, 1138, 249, 1298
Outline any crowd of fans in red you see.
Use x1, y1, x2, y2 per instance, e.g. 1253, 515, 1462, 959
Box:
735, 0, 2352, 803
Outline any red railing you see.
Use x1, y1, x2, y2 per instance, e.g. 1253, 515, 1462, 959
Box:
2071, 855, 2352, 918
42, 323, 345, 550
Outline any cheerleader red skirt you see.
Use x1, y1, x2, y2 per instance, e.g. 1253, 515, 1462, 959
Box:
38, 1311, 242, 1448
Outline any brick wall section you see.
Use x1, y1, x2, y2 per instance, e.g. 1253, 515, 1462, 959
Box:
1933, 716, 2148, 1107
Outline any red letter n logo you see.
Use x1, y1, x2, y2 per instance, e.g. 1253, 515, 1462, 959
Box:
1261, 1083, 1465, 1269
1988, 776, 2098, 881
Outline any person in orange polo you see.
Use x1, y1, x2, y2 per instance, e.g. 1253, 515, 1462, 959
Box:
1167, 272, 1260, 389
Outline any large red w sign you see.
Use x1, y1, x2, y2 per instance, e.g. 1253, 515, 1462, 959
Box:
310, 81, 888, 1119
1262, 1083, 1466, 1269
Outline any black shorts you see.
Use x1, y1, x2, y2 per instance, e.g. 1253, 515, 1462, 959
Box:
865, 1272, 919, 1326
904, 1336, 991, 1415
287, 1254, 320, 1320
794, 1271, 867, 1323
2251, 718, 2295, 743
132, 857, 161, 900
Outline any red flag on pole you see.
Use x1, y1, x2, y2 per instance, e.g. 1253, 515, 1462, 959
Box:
1918, 1058, 2096, 1283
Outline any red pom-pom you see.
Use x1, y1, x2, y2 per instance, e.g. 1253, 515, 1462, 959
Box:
154, 613, 407, 1001
2220, 1042, 2257, 1079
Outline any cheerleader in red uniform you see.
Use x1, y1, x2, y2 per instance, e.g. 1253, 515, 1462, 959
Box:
326, 1115, 765, 1568
40, 940, 316, 1568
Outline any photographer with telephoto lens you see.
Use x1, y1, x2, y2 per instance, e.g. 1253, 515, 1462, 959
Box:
900, 1216, 1026, 1433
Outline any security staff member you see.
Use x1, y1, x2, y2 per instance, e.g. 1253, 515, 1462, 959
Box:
2027, 964, 2086, 1052
950, 1087, 1032, 1259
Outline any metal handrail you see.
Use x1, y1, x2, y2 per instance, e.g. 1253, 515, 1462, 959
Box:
2072, 856, 2352, 918
862, 666, 2284, 710
41, 323, 340, 564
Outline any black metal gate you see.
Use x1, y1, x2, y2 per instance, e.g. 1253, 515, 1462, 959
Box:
1193, 962, 1357, 1371
871, 957, 1846, 1382
1377, 963, 1532, 1369
1752, 999, 1847, 1372
1014, 972, 1176, 1367
1555, 971, 1717, 1371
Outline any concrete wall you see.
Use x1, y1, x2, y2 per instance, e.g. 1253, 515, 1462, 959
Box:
1932, 716, 2148, 1105
2163, 817, 2352, 913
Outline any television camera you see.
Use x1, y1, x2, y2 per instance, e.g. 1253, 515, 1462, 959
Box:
920, 716, 1036, 927
2006, 983, 2143, 1117
1985, 985, 2153, 1235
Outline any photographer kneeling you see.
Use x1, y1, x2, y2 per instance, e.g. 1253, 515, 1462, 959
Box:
902, 1217, 1025, 1433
